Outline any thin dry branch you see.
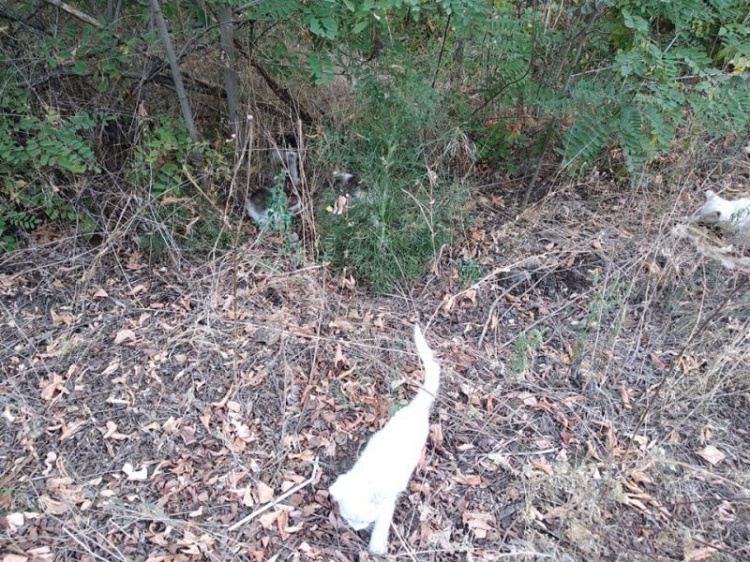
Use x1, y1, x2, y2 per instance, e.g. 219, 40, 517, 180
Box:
43, 0, 102, 28
249, 59, 314, 126
228, 456, 319, 531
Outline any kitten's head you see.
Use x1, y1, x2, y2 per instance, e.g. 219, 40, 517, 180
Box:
693, 190, 733, 224
329, 472, 379, 531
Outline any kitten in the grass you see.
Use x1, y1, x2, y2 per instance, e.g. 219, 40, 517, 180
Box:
244, 188, 301, 229
269, 134, 300, 185
329, 325, 440, 555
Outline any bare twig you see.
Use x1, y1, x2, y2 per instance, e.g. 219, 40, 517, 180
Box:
431, 13, 452, 89
249, 58, 314, 125
42, 0, 102, 28
627, 277, 747, 449
228, 456, 319, 531
182, 165, 233, 228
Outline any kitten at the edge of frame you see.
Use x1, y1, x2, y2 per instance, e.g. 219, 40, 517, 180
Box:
329, 324, 440, 555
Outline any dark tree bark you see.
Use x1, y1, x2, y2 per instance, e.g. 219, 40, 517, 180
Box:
148, 0, 198, 142
219, 4, 241, 144
249, 59, 314, 126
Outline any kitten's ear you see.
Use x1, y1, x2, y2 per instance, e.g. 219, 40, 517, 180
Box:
706, 190, 717, 200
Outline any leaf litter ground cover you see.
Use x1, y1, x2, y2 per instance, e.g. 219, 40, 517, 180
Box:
1, 176, 749, 561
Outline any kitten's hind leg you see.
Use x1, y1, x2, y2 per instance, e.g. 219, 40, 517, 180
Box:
368, 499, 397, 555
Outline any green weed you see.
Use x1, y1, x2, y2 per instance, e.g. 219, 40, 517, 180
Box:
511, 329, 545, 377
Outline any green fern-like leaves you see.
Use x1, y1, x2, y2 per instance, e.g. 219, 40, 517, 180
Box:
560, 87, 664, 186
617, 101, 652, 185
561, 107, 617, 173
559, 84, 618, 174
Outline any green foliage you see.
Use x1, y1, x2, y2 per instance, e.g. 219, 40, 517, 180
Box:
3, 0, 748, 256
266, 173, 296, 235
0, 87, 102, 249
129, 117, 193, 200
458, 257, 484, 288
511, 329, 545, 377
316, 63, 465, 292
245, 0, 488, 85
584, 271, 627, 331
554, 0, 750, 182
450, 0, 750, 184
128, 116, 234, 253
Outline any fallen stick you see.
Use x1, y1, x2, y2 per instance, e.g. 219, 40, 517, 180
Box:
228, 456, 319, 531
43, 0, 102, 28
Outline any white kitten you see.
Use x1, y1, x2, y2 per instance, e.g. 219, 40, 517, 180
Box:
691, 190, 750, 233
329, 325, 440, 555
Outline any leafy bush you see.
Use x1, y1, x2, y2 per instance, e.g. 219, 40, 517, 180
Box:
2, 0, 748, 257
265, 173, 297, 235
0, 87, 101, 250
128, 116, 233, 254
553, 1, 750, 181
316, 63, 467, 291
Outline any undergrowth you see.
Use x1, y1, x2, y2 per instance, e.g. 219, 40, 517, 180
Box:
314, 63, 469, 291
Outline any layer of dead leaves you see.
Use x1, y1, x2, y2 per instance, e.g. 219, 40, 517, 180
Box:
2, 178, 749, 561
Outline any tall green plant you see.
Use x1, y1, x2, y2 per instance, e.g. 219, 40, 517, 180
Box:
316, 63, 464, 291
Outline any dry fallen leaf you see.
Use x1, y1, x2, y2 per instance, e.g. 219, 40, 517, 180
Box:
3, 555, 29, 562
462, 511, 496, 539
39, 495, 68, 515
529, 458, 554, 476
103, 421, 129, 440
6, 512, 26, 532
179, 425, 197, 445
26, 546, 54, 562
114, 329, 136, 345
101, 360, 120, 377
50, 310, 74, 327
452, 472, 482, 486
257, 481, 275, 503
543, 505, 569, 520
684, 546, 718, 562
567, 523, 595, 549
259, 508, 282, 529
40, 373, 66, 401
629, 469, 653, 485
620, 384, 632, 409
696, 445, 726, 466
514, 391, 537, 407
60, 419, 87, 441
127, 283, 147, 296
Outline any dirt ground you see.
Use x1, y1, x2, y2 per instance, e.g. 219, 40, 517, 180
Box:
2, 176, 749, 561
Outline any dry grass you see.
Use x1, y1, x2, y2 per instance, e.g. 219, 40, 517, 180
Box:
1, 171, 749, 561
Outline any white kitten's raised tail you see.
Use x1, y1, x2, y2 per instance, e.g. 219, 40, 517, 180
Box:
329, 325, 440, 555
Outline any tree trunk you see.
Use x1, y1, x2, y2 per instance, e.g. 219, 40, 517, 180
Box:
219, 4, 241, 148
148, 0, 198, 142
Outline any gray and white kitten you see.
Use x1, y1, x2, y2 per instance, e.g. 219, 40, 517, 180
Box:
245, 188, 301, 229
